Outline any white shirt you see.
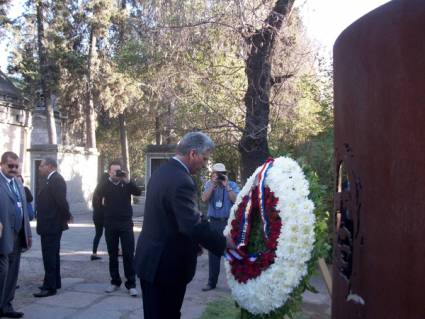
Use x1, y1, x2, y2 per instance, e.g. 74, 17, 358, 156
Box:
0, 170, 13, 184
47, 170, 57, 180
172, 156, 190, 174
0, 170, 23, 220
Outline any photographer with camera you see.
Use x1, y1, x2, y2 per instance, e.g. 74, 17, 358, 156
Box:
93, 160, 141, 297
201, 163, 239, 291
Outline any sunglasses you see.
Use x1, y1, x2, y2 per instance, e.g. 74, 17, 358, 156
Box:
7, 164, 19, 169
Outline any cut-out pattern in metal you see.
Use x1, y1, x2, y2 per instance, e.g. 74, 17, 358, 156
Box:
335, 160, 353, 282
334, 143, 364, 306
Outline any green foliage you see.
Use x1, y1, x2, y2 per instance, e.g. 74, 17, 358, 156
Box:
246, 212, 267, 255
211, 145, 241, 182
269, 64, 334, 257
200, 297, 240, 319
295, 129, 334, 215
269, 74, 333, 153
200, 296, 309, 319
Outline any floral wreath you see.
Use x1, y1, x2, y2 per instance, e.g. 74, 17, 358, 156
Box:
224, 157, 316, 315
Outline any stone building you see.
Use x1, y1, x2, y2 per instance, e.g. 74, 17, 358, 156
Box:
144, 144, 176, 190
0, 71, 31, 177
0, 71, 98, 213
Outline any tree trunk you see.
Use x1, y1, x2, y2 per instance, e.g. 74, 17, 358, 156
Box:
239, 0, 295, 182
85, 27, 97, 148
36, 0, 57, 144
165, 101, 173, 144
119, 113, 130, 174
118, 0, 130, 174
155, 115, 161, 145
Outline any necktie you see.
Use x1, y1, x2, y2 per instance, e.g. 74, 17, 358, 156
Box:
9, 180, 20, 200
9, 180, 23, 231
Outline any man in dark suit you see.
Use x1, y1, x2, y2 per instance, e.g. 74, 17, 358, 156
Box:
33, 157, 73, 298
134, 132, 235, 319
0, 151, 32, 318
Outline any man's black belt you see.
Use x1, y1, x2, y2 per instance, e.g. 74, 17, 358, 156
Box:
209, 216, 228, 221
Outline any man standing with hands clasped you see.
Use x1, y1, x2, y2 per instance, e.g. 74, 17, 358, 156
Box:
134, 132, 236, 319
93, 160, 141, 297
34, 157, 73, 298
201, 163, 239, 291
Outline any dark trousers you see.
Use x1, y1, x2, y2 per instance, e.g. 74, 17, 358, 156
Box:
104, 226, 135, 289
207, 218, 227, 287
141, 279, 186, 319
92, 222, 104, 254
40, 232, 62, 291
0, 234, 21, 312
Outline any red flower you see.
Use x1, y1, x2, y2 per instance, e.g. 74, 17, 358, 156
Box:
230, 185, 283, 283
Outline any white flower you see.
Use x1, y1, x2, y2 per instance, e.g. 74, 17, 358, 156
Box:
225, 156, 315, 315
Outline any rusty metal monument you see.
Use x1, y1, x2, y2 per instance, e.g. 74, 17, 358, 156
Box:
332, 1, 425, 318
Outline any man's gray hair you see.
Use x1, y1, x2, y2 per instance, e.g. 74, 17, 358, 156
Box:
43, 157, 58, 168
176, 132, 215, 156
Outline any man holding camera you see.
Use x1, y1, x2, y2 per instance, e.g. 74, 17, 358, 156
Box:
201, 163, 239, 291
93, 160, 141, 296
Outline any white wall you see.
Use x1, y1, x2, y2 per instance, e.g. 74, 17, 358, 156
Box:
0, 119, 31, 179
58, 150, 98, 213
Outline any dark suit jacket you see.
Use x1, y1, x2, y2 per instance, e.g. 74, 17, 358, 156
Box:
134, 159, 226, 286
36, 171, 71, 235
0, 174, 32, 254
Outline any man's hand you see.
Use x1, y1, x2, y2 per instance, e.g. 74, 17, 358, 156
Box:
225, 234, 236, 250
221, 174, 228, 188
121, 171, 130, 184
211, 172, 218, 186
68, 215, 74, 224
197, 244, 204, 256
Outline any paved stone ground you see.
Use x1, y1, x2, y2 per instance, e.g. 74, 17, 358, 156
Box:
12, 213, 330, 319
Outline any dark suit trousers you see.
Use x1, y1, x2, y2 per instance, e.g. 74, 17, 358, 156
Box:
92, 222, 104, 254
141, 279, 186, 319
207, 218, 227, 287
0, 234, 21, 312
104, 226, 135, 289
41, 232, 62, 291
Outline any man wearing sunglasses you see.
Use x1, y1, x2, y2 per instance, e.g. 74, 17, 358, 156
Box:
0, 152, 32, 318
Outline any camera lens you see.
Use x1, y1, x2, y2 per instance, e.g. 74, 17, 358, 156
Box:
217, 173, 226, 181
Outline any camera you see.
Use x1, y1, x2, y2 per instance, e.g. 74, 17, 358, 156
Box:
216, 172, 226, 182
115, 169, 126, 177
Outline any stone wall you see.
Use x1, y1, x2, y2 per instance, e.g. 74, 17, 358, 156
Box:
144, 144, 176, 190
0, 105, 31, 179
31, 110, 62, 145
30, 145, 98, 214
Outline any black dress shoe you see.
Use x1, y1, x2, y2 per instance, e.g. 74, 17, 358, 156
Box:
90, 255, 101, 260
201, 284, 216, 291
1, 311, 24, 318
33, 290, 57, 298
39, 285, 60, 290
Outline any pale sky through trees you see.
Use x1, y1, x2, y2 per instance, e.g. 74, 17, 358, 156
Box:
298, 0, 390, 55
0, 0, 391, 72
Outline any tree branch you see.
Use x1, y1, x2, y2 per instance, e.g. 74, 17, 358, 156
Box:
270, 73, 293, 86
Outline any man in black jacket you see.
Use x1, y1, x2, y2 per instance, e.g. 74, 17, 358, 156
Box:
90, 173, 109, 261
34, 157, 72, 298
93, 160, 141, 297
134, 132, 235, 319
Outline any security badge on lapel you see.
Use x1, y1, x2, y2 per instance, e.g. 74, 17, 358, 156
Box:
215, 200, 223, 208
